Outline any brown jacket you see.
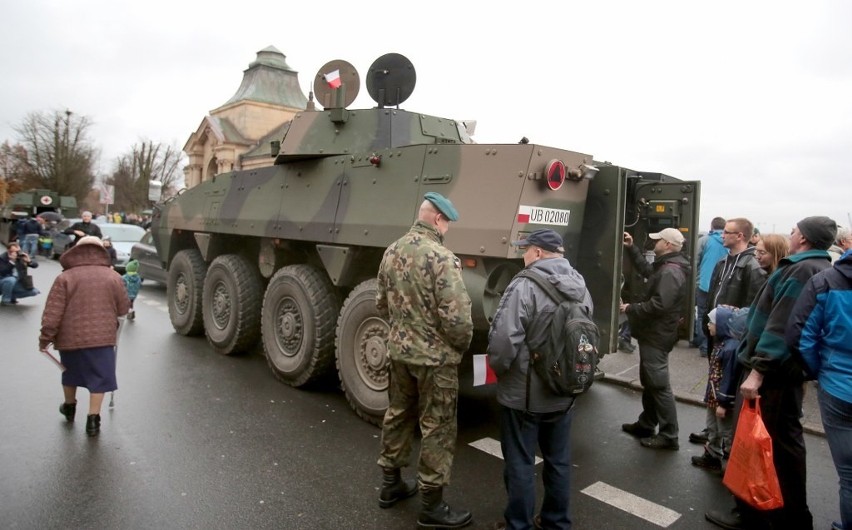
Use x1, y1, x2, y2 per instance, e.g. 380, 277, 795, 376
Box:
39, 243, 130, 351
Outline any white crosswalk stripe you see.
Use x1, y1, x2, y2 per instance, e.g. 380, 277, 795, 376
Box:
581, 481, 681, 527
469, 437, 682, 527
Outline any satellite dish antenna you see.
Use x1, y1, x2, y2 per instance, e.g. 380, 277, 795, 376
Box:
366, 53, 416, 108
313, 60, 360, 110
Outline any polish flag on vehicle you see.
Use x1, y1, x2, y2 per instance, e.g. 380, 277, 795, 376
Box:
325, 69, 342, 89
472, 354, 497, 386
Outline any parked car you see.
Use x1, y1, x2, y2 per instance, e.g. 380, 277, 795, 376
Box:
130, 230, 167, 283
50, 220, 144, 272
100, 223, 146, 273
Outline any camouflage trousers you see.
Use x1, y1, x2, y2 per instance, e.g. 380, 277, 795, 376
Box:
377, 360, 459, 488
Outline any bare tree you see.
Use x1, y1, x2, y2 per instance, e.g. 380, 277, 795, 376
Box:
0, 141, 33, 203
108, 140, 184, 212
12, 110, 98, 204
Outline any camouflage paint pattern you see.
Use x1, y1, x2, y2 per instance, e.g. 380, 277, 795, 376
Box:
153, 96, 699, 358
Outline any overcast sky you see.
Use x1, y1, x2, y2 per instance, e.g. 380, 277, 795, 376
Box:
2, 0, 850, 233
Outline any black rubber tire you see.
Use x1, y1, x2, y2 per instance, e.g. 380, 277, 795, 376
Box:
168, 249, 207, 336
262, 264, 340, 387
202, 254, 263, 355
335, 279, 389, 426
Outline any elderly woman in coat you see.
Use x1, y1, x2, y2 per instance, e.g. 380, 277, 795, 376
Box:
39, 236, 130, 436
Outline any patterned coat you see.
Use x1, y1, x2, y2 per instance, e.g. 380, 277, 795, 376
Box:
376, 220, 473, 366
39, 243, 130, 351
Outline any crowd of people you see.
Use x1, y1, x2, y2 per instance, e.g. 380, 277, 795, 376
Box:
377, 202, 850, 530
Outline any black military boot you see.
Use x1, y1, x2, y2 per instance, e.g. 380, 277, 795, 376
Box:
85, 414, 101, 436
417, 486, 472, 529
59, 402, 76, 422
378, 467, 417, 508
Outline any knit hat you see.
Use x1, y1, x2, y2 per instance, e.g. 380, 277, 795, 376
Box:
797, 216, 837, 250
125, 259, 139, 274
707, 307, 718, 325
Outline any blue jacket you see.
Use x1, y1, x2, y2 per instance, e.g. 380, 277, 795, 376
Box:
488, 257, 593, 413
738, 249, 832, 385
697, 230, 727, 292
787, 251, 852, 403
122, 272, 142, 300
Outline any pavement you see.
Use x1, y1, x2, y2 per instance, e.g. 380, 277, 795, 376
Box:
599, 339, 825, 436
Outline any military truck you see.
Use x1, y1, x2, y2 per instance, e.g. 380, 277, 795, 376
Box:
0, 189, 77, 245
152, 54, 699, 425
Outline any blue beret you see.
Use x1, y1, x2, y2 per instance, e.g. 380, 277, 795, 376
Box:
424, 192, 459, 222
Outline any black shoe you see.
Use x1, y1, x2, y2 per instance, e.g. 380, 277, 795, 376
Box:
621, 422, 654, 438
617, 338, 635, 353
691, 451, 722, 471
688, 429, 709, 444
705, 508, 748, 530
59, 402, 76, 422
378, 468, 417, 508
640, 435, 679, 450
418, 487, 472, 529
127, 310, 135, 321
86, 414, 101, 436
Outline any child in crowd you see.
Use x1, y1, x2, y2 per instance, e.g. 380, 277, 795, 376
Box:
122, 260, 142, 320
102, 236, 117, 268
692, 305, 750, 472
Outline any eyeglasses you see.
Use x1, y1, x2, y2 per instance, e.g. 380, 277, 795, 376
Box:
755, 249, 768, 256
723, 230, 741, 236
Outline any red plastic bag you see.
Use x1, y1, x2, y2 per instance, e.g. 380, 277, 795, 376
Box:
722, 398, 784, 510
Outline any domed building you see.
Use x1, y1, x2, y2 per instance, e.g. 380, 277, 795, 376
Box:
183, 46, 308, 188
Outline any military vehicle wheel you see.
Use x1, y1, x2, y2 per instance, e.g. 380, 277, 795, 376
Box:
262, 264, 339, 387
168, 249, 208, 336
335, 279, 388, 426
202, 254, 263, 355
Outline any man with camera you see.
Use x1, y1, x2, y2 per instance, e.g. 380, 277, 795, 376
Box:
1, 242, 40, 306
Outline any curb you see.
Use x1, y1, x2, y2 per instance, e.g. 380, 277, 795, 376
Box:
601, 374, 825, 438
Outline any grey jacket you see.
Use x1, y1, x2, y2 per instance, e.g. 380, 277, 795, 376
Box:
487, 257, 593, 413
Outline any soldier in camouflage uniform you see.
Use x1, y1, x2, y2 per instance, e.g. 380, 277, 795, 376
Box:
375, 192, 474, 529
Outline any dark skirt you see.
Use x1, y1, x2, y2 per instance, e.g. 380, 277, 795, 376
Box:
60, 346, 117, 393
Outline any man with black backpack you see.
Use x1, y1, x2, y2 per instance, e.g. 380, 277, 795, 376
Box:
488, 229, 594, 530
620, 228, 690, 451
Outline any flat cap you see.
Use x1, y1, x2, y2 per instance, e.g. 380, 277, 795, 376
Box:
424, 192, 459, 222
512, 229, 565, 253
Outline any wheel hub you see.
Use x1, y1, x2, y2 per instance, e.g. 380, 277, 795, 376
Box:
211, 282, 231, 329
276, 299, 302, 356
355, 318, 389, 391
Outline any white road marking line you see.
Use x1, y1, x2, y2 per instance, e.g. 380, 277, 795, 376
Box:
581, 481, 681, 527
468, 437, 542, 465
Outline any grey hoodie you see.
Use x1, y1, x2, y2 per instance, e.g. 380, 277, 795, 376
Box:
487, 257, 593, 413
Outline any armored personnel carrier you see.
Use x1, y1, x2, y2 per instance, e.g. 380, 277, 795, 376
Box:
152, 53, 700, 424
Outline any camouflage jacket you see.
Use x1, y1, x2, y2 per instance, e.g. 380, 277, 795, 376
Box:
376, 220, 473, 366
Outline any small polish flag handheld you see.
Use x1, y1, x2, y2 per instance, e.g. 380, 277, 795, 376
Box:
325, 69, 342, 89
472, 354, 498, 386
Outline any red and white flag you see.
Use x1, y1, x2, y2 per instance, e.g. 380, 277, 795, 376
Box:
472, 354, 497, 386
325, 69, 341, 89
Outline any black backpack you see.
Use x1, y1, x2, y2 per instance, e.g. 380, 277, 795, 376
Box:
517, 270, 600, 398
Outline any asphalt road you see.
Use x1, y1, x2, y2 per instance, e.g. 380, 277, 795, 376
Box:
0, 259, 842, 529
